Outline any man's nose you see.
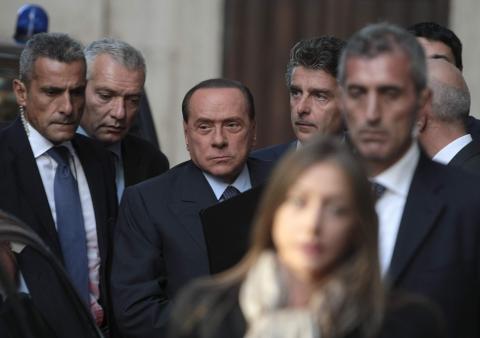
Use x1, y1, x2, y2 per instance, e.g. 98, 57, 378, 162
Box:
59, 92, 73, 115
212, 126, 227, 148
110, 98, 126, 120
365, 93, 381, 123
296, 95, 311, 116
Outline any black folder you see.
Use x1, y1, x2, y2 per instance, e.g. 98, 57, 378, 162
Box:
200, 185, 265, 274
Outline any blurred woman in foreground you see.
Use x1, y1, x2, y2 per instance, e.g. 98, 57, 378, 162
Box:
168, 137, 444, 338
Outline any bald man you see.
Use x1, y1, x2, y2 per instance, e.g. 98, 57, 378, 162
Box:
418, 59, 480, 173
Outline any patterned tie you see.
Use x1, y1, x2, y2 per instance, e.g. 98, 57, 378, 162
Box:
220, 185, 240, 201
371, 182, 387, 200
48, 146, 90, 306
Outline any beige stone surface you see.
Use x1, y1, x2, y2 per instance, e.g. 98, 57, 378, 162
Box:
451, 0, 480, 118
0, 0, 224, 165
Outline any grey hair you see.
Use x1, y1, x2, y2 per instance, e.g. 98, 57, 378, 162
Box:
430, 79, 470, 122
84, 37, 146, 81
338, 23, 427, 94
19, 32, 84, 84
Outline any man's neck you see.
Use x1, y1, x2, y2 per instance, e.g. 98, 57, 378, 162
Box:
367, 141, 414, 177
419, 119, 468, 158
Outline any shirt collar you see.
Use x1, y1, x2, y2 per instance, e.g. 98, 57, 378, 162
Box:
26, 120, 74, 158
372, 142, 420, 197
203, 164, 251, 200
432, 134, 472, 165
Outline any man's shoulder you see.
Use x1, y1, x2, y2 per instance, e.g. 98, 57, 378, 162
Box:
73, 133, 111, 158
123, 134, 160, 154
130, 160, 194, 191
122, 134, 169, 166
250, 141, 295, 162
413, 154, 480, 201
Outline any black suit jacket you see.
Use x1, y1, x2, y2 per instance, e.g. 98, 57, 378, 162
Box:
386, 153, 480, 338
0, 118, 118, 337
250, 141, 296, 162
111, 159, 272, 338
448, 139, 480, 174
122, 134, 169, 187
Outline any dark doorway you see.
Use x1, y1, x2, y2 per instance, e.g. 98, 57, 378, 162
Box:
223, 0, 450, 149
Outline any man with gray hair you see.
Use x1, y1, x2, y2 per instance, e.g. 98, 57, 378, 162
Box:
80, 38, 169, 201
418, 59, 480, 173
339, 22, 480, 338
0, 33, 117, 335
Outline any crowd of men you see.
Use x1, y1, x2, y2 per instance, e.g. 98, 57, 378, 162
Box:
0, 21, 478, 338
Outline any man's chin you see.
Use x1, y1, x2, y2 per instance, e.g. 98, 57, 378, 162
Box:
205, 165, 241, 183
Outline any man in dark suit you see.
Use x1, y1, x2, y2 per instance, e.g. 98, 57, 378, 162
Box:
418, 59, 480, 173
80, 38, 169, 201
0, 33, 117, 336
338, 23, 480, 338
252, 36, 345, 161
111, 78, 272, 337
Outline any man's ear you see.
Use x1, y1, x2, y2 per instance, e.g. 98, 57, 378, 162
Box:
416, 88, 432, 133
416, 110, 427, 132
251, 121, 257, 148
13, 79, 28, 106
183, 121, 189, 151
418, 87, 432, 112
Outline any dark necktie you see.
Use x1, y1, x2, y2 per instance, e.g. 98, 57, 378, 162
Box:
48, 146, 90, 306
371, 182, 387, 200
220, 185, 240, 201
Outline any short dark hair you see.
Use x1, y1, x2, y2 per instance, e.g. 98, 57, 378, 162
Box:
181, 78, 255, 122
285, 36, 346, 86
338, 23, 427, 94
407, 22, 463, 71
19, 32, 85, 84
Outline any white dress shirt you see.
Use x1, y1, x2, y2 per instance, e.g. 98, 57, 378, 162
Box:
203, 164, 252, 200
372, 142, 420, 275
432, 134, 472, 165
26, 121, 103, 322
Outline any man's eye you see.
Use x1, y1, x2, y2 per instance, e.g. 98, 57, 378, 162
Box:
98, 93, 112, 101
44, 89, 60, 96
226, 122, 240, 129
197, 124, 211, 131
383, 89, 401, 100
128, 97, 140, 106
290, 89, 301, 98
313, 92, 328, 101
347, 87, 364, 99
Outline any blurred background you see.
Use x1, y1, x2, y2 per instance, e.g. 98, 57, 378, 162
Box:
0, 0, 479, 165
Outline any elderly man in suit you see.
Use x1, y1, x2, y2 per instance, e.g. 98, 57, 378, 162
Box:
252, 36, 345, 161
418, 59, 480, 173
111, 78, 272, 337
338, 22, 480, 338
80, 38, 169, 201
0, 33, 117, 336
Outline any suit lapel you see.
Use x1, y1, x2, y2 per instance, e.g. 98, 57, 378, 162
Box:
169, 162, 218, 252
72, 136, 110, 262
121, 135, 140, 186
6, 119, 62, 256
388, 155, 445, 284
